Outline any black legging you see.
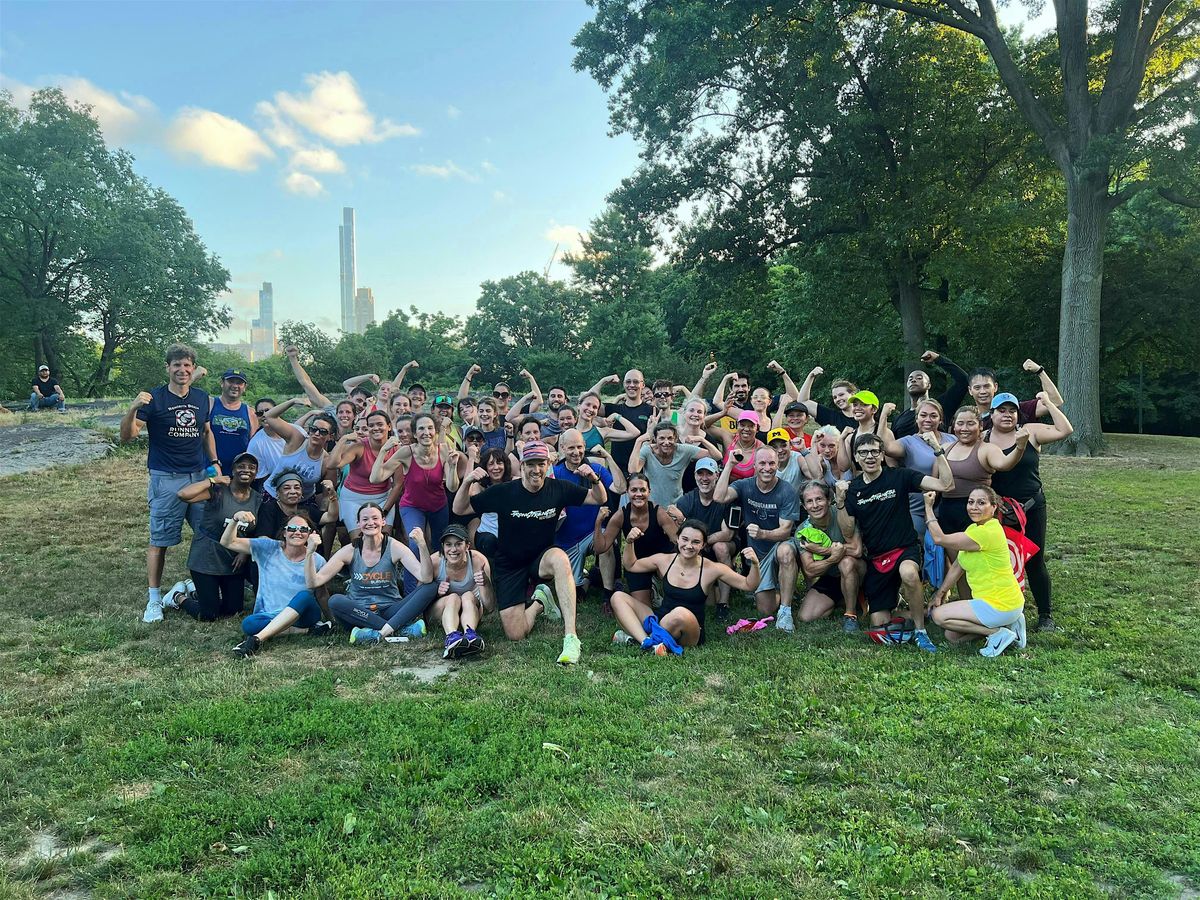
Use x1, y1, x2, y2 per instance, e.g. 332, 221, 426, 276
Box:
1023, 492, 1051, 618
183, 571, 247, 621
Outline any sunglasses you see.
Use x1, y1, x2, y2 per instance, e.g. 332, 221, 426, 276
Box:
284, 524, 312, 534
493, 391, 510, 398
308, 426, 332, 436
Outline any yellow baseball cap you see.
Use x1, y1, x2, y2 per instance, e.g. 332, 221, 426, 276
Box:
849, 390, 879, 408
766, 428, 791, 445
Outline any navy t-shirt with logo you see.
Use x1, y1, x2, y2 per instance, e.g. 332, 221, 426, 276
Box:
137, 385, 210, 473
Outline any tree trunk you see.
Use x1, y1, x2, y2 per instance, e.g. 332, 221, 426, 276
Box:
88, 336, 119, 398
36, 329, 61, 378
1055, 174, 1108, 456
891, 258, 926, 374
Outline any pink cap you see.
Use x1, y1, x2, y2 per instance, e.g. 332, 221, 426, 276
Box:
521, 440, 550, 461
736, 410, 759, 425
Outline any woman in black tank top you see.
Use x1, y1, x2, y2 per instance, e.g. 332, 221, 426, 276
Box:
985, 393, 1074, 632
608, 519, 765, 653
592, 473, 679, 607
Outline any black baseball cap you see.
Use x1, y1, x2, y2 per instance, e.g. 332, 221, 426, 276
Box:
441, 523, 469, 543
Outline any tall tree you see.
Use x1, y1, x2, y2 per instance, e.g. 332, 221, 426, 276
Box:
0, 88, 230, 395
462, 272, 585, 378
851, 0, 1200, 452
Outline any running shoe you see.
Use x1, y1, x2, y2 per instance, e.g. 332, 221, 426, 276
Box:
142, 595, 164, 624
981, 627, 1017, 658
612, 629, 638, 646
1036, 616, 1058, 634
462, 627, 485, 656
533, 584, 561, 621
842, 614, 859, 634
161, 580, 192, 610
775, 606, 795, 633
913, 630, 938, 654
1013, 612, 1028, 648
350, 627, 382, 645
557, 633, 582, 665
443, 630, 465, 659
401, 619, 427, 639
309, 621, 333, 637
651, 643, 669, 657
232, 635, 261, 658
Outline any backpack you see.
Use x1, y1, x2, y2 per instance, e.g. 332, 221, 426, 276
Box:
997, 496, 1038, 591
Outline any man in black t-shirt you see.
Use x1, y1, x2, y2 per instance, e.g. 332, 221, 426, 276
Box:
29, 365, 66, 412
453, 440, 607, 664
589, 369, 653, 473
836, 432, 953, 653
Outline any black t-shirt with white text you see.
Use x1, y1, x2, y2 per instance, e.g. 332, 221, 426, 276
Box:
603, 400, 653, 472
845, 467, 926, 555
472, 478, 589, 567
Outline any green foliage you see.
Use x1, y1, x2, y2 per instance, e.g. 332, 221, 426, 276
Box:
0, 88, 230, 398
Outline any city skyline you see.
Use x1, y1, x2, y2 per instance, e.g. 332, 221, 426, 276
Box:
338, 207, 357, 335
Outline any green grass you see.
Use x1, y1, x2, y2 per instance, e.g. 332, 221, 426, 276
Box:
1, 434, 1198, 898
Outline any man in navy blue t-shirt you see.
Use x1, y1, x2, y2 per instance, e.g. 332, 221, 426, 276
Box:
120, 343, 219, 624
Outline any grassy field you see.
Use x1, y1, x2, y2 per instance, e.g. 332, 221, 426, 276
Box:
1, 433, 1197, 899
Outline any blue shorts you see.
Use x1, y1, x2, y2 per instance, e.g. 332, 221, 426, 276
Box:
969, 599, 1023, 629
147, 469, 207, 547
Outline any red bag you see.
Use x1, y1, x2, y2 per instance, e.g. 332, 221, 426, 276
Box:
871, 546, 906, 574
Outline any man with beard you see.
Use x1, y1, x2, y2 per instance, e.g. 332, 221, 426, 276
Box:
505, 369, 568, 442
454, 441, 607, 664
889, 350, 970, 439
208, 369, 257, 475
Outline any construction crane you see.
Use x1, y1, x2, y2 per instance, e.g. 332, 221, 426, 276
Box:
543, 243, 559, 278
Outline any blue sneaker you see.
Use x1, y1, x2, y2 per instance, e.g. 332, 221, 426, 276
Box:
462, 627, 485, 656
401, 619, 427, 639
350, 627, 382, 645
913, 629, 938, 653
443, 630, 464, 659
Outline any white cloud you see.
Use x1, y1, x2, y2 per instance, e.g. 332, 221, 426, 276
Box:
284, 171, 324, 196
492, 190, 510, 202
481, 159, 497, 173
289, 147, 345, 173
0, 74, 156, 144
410, 160, 478, 181
446, 104, 461, 119
255, 100, 304, 150
544, 222, 586, 255
269, 71, 418, 145
167, 108, 274, 171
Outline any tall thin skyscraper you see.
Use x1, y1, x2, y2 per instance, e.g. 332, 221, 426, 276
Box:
355, 287, 375, 334
251, 281, 276, 360
338, 207, 357, 334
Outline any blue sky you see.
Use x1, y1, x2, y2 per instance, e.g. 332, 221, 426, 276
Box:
1, 1, 641, 340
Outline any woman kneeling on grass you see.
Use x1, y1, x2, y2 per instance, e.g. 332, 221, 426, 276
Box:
401, 524, 495, 659
610, 519, 761, 655
222, 510, 330, 658
924, 487, 1026, 657
308, 503, 434, 645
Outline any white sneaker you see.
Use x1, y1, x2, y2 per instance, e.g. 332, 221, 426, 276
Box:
142, 596, 164, 623
162, 580, 192, 611
775, 606, 795, 633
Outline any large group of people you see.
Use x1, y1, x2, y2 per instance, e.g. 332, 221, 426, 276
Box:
119, 341, 1074, 664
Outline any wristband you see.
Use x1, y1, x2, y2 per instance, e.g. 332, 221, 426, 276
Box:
1035, 366, 1045, 376
933, 449, 944, 456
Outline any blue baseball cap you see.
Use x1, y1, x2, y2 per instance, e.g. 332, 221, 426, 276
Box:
221, 369, 247, 383
990, 392, 1020, 410
694, 457, 719, 474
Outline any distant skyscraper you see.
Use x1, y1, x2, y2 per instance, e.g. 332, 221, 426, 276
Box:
339, 207, 357, 334
354, 287, 375, 334
250, 281, 276, 360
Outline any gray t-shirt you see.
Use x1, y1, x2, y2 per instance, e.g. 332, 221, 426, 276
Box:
187, 485, 262, 575
638, 442, 704, 507
249, 537, 325, 616
731, 477, 800, 556
777, 450, 808, 494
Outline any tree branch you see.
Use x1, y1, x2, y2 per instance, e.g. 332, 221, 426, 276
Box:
860, 0, 987, 37
1158, 186, 1200, 208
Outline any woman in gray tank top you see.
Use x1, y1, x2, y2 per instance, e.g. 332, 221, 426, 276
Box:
401, 523, 493, 660
305, 504, 434, 643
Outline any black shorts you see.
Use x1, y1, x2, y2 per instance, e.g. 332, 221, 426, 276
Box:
936, 496, 972, 534
806, 571, 843, 605
493, 555, 547, 611
627, 567, 654, 593
863, 545, 921, 614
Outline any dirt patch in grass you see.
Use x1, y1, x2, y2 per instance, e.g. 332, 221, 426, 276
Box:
0, 424, 112, 478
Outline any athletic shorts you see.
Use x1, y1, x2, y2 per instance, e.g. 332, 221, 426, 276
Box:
493, 555, 547, 611
560, 533, 594, 586
969, 599, 1024, 629
863, 545, 921, 614
147, 469, 207, 547
807, 571, 844, 605
754, 543, 784, 594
